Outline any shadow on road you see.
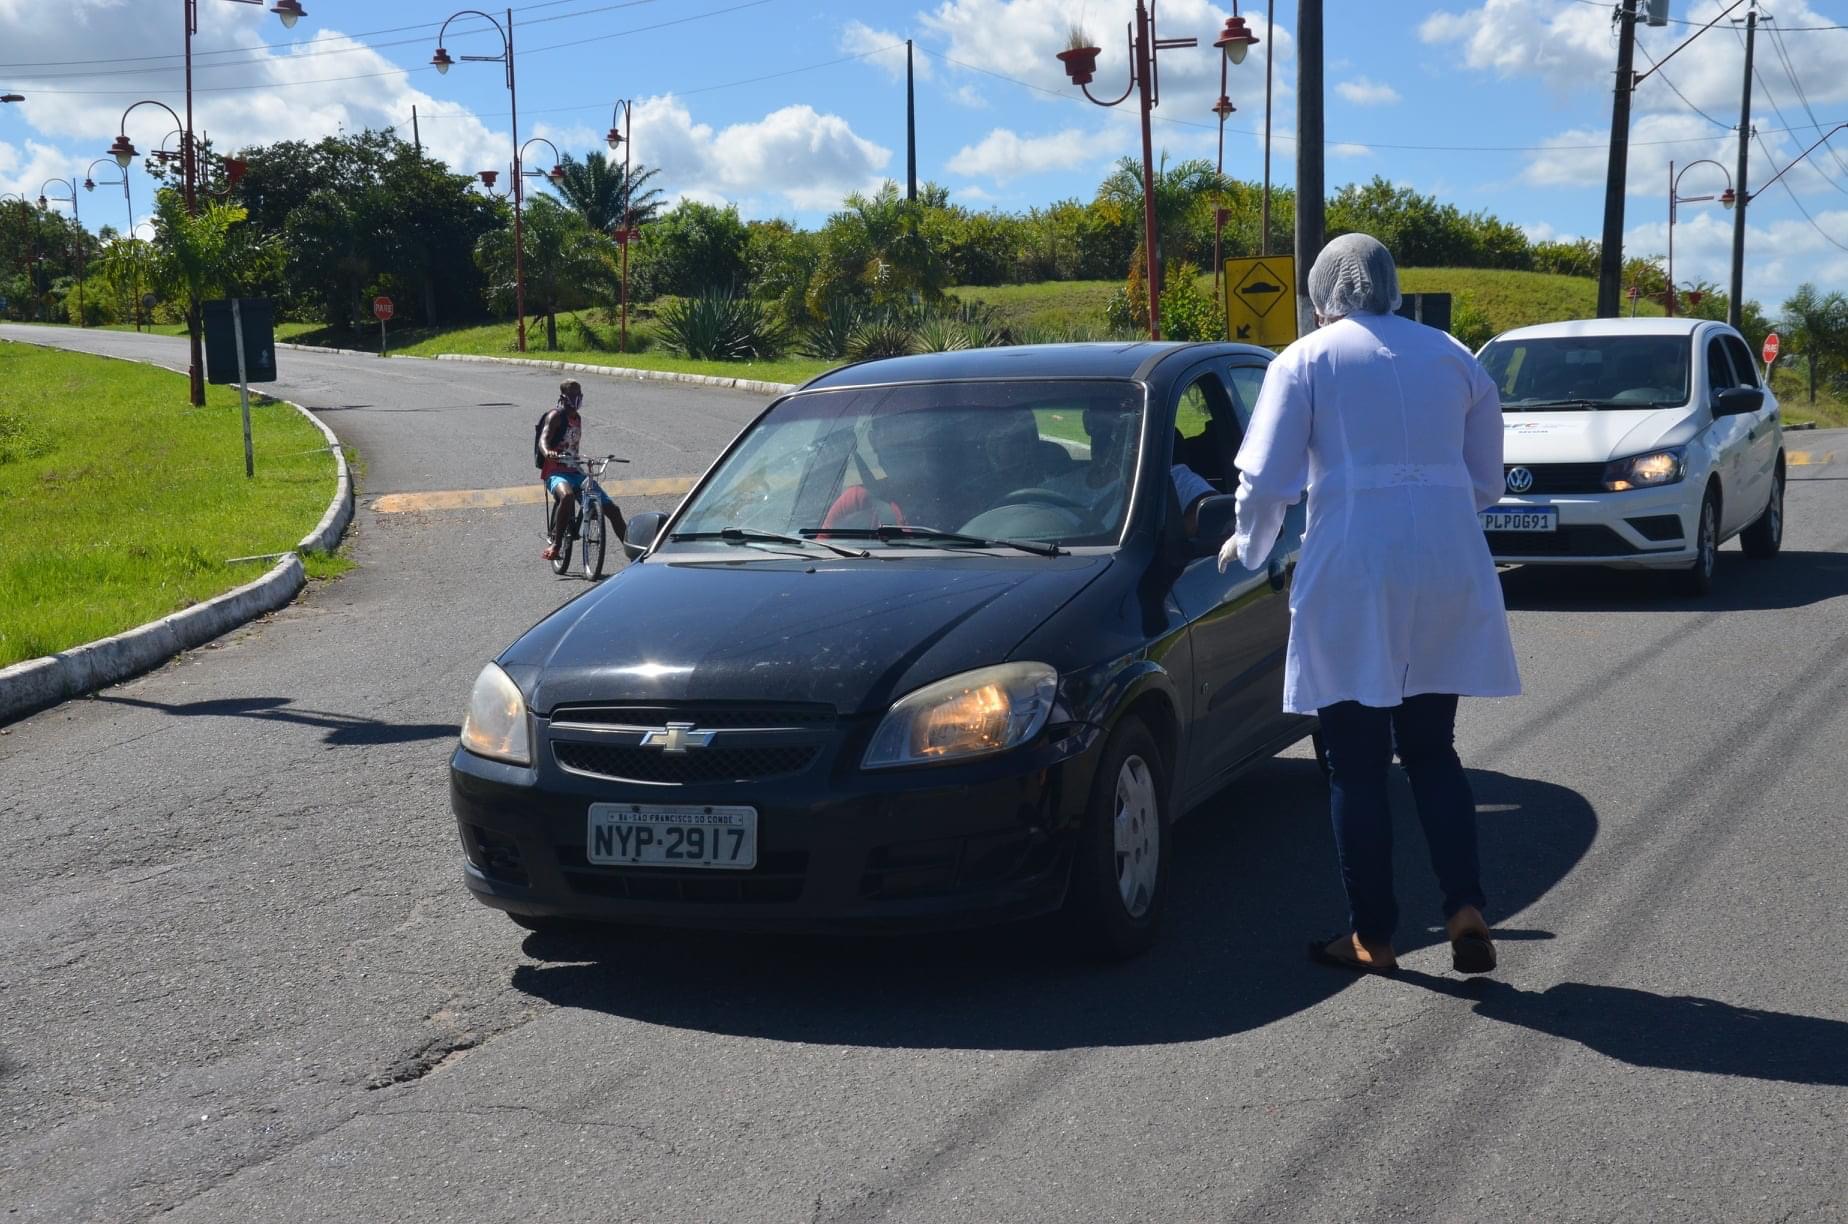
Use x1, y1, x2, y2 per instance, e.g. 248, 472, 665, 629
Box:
94, 694, 458, 746
1392, 971, 1848, 1086
1500, 550, 1848, 612
509, 763, 1598, 1051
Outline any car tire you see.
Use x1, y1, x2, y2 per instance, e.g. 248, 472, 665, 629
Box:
1064, 717, 1170, 961
1741, 467, 1784, 559
1680, 488, 1720, 597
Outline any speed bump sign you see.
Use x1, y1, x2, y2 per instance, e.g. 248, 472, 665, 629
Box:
1223, 254, 1298, 348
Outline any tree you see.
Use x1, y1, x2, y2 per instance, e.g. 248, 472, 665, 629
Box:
636, 200, 752, 299
474, 195, 611, 350
551, 152, 663, 234
95, 238, 155, 330
1779, 283, 1848, 404
806, 182, 948, 315
1095, 155, 1220, 286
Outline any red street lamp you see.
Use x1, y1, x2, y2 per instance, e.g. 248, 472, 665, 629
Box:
1666, 158, 1731, 318
607, 98, 638, 353
1056, 1, 1248, 339
433, 8, 530, 351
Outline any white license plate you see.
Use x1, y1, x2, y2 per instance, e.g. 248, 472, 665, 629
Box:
1482, 508, 1557, 533
586, 804, 757, 869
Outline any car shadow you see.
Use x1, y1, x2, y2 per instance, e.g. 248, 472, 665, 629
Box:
1499, 550, 1848, 612
508, 762, 1600, 1052
92, 694, 458, 746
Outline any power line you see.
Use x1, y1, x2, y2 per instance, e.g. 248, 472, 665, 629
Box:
1632, 40, 1731, 128
1568, 0, 1847, 30
1753, 130, 1848, 253
1764, 17, 1848, 189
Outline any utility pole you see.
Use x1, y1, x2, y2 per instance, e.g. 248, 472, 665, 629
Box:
413, 104, 422, 155
1597, 0, 1640, 318
1728, 4, 1755, 328
1294, 0, 1323, 335
1261, 1, 1274, 256
906, 40, 917, 202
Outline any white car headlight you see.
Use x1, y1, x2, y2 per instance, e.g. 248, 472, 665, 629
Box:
1604, 447, 1685, 491
460, 662, 532, 765
863, 662, 1059, 769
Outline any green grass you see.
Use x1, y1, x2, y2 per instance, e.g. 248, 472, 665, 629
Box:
18, 320, 324, 341
386, 315, 833, 384
0, 341, 339, 666
948, 281, 1124, 333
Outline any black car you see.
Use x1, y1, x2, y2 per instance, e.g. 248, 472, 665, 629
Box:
450, 341, 1312, 958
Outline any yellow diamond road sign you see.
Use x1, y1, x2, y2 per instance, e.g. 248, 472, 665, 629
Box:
1224, 255, 1298, 348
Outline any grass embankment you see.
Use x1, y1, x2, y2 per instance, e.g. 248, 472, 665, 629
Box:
383, 316, 833, 384
0, 342, 339, 667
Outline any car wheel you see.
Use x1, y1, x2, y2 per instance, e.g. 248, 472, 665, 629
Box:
1741, 467, 1784, 559
1680, 489, 1719, 597
1064, 717, 1169, 960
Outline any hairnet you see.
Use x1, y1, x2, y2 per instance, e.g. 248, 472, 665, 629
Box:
1307, 232, 1402, 318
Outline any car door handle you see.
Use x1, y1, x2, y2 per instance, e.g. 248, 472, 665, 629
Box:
1267, 558, 1287, 591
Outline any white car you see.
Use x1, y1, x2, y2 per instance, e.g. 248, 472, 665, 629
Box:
1476, 317, 1784, 595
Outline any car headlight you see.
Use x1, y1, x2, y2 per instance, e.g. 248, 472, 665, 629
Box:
863, 662, 1059, 769
460, 662, 531, 765
1604, 447, 1685, 491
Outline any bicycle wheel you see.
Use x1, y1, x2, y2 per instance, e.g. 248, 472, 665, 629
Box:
551, 503, 575, 575
580, 495, 607, 580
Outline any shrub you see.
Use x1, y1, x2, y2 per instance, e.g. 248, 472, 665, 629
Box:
800, 298, 862, 359
656, 289, 786, 360
846, 315, 916, 361
1451, 297, 1495, 350
1157, 262, 1224, 342
913, 316, 974, 352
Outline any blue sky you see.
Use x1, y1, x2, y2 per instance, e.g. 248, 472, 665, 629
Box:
3, 0, 1845, 309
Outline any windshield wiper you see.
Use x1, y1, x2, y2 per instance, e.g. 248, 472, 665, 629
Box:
1506, 398, 1634, 411
670, 528, 869, 559
805, 524, 1063, 557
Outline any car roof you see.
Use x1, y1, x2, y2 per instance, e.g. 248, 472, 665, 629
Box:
799, 341, 1276, 391
1491, 317, 1727, 343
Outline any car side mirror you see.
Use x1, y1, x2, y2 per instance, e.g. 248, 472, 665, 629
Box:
1186, 494, 1238, 558
1713, 387, 1764, 417
623, 510, 665, 560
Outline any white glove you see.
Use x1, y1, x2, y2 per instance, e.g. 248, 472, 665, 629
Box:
1216, 535, 1242, 574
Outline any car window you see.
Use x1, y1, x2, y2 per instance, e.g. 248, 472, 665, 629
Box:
1721, 334, 1760, 388
1706, 336, 1737, 398
1224, 364, 1266, 432
668, 380, 1146, 550
1172, 373, 1238, 493
1479, 334, 1691, 408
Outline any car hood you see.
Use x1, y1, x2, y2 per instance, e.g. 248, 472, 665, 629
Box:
1501, 407, 1698, 463
508, 554, 1114, 716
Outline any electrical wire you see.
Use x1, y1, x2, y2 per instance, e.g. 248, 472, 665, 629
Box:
1632, 40, 1731, 128
1753, 130, 1848, 252
1567, 0, 1846, 30
1764, 17, 1848, 189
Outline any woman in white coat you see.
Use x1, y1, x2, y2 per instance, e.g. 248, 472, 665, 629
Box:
1220, 233, 1519, 976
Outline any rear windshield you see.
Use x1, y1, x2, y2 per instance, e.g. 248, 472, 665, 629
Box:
1480, 335, 1692, 410
668, 379, 1146, 550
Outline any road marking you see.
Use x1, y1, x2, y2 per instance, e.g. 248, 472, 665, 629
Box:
1786, 450, 1834, 467
372, 475, 696, 514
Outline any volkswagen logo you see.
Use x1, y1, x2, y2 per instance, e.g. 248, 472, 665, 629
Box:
638, 722, 716, 754
1505, 466, 1535, 495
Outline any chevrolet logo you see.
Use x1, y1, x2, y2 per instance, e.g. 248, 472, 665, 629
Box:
638, 722, 716, 754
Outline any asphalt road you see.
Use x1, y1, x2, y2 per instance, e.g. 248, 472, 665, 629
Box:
3, 326, 1846, 1223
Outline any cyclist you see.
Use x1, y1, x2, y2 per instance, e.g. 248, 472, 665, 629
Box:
539, 380, 626, 561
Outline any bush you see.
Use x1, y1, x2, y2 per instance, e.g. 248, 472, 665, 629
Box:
800, 298, 862, 360
656, 289, 786, 360
846, 314, 916, 361
1451, 297, 1495, 350
1157, 262, 1224, 342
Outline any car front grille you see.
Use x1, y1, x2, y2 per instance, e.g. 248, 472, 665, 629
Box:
549, 703, 836, 729
1506, 463, 1608, 495
553, 740, 820, 784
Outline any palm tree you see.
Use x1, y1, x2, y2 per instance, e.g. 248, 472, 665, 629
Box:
474, 196, 613, 351
1096, 154, 1221, 286
551, 152, 664, 235
1778, 283, 1848, 405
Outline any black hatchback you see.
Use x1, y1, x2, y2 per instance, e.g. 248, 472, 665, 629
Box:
450, 341, 1313, 958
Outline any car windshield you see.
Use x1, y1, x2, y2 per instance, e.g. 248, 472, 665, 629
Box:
1481, 335, 1692, 410
667, 380, 1146, 552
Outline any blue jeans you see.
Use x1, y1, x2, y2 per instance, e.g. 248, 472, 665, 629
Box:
1317, 694, 1487, 944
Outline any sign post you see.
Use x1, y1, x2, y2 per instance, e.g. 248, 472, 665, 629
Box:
1627, 285, 1640, 316
230, 299, 254, 479
373, 296, 394, 357
1222, 255, 1298, 347
1762, 331, 1779, 370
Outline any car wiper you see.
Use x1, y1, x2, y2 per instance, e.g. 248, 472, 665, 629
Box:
1505, 399, 1631, 411
670, 528, 869, 559
806, 524, 1063, 557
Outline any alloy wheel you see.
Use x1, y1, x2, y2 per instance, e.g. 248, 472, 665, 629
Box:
1113, 754, 1160, 919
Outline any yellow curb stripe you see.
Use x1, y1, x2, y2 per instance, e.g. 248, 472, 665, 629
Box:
1786, 450, 1833, 468
372, 475, 696, 514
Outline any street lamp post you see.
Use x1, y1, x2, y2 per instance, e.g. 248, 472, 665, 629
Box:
1056, 1, 1252, 339
39, 177, 85, 328
607, 99, 639, 354
1666, 159, 1733, 318
86, 159, 142, 330
434, 9, 528, 351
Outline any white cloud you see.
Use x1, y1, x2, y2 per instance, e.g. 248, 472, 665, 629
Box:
1330, 142, 1373, 159
630, 97, 892, 213
1335, 77, 1400, 106
840, 20, 929, 82
947, 126, 1116, 183
948, 84, 989, 109
1624, 206, 1848, 312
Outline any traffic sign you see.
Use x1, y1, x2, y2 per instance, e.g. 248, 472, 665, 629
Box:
1763, 332, 1780, 365
1222, 255, 1297, 347
1627, 285, 1639, 301
373, 296, 394, 321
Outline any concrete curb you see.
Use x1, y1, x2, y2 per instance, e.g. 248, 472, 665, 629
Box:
0, 342, 355, 726
433, 352, 798, 397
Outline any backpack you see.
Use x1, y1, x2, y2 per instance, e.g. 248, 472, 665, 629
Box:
533, 408, 554, 469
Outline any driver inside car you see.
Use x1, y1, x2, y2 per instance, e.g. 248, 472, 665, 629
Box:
1039, 404, 1216, 536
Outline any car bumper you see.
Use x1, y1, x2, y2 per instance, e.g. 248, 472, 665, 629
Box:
448, 723, 1105, 934
1485, 485, 1696, 569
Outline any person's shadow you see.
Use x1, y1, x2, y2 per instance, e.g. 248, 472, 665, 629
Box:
511, 762, 1608, 1052
93, 694, 458, 746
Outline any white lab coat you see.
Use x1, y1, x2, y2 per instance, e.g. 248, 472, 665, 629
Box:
1231, 311, 1521, 714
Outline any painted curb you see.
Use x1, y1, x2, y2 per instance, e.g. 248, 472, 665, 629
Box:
0, 340, 356, 726
433, 352, 798, 397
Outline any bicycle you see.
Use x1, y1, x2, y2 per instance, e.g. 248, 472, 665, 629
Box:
545, 453, 628, 580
